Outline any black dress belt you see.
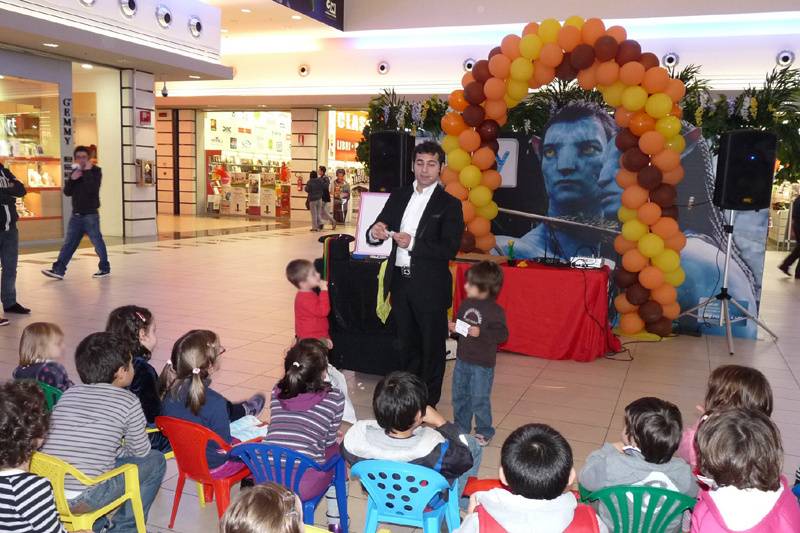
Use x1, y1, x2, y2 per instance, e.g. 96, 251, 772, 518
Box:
394, 265, 412, 278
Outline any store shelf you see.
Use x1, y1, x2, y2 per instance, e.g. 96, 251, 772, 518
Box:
17, 216, 62, 222
0, 156, 60, 163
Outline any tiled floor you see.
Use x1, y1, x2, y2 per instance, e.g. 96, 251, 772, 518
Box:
3, 224, 799, 532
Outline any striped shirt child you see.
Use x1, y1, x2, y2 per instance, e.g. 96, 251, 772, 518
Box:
0, 470, 64, 533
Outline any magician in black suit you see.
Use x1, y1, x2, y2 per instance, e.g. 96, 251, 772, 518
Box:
367, 141, 464, 406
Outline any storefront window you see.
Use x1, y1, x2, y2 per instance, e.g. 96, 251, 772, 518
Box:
0, 75, 63, 240
326, 110, 368, 223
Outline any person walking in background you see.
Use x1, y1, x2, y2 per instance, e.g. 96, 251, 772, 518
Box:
779, 194, 800, 279
42, 146, 110, 280
0, 162, 29, 323
319, 165, 334, 224
333, 169, 351, 224
305, 171, 336, 232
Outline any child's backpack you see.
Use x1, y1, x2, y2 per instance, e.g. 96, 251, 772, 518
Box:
475, 503, 600, 532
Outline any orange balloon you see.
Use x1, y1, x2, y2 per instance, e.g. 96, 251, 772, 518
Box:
501, 34, 522, 60
664, 78, 686, 102
445, 181, 469, 201
671, 104, 683, 118
581, 18, 606, 45
620, 312, 645, 335
484, 78, 506, 101
468, 216, 491, 238
615, 293, 638, 314
442, 112, 467, 136
458, 129, 481, 152
629, 111, 656, 136
475, 233, 497, 252
652, 217, 680, 239
639, 131, 666, 155
606, 25, 627, 43
472, 147, 496, 170
652, 283, 678, 305
485, 100, 507, 121
522, 22, 539, 36
441, 166, 459, 185
462, 200, 476, 223
639, 266, 665, 290
557, 25, 582, 52
615, 107, 635, 128
616, 169, 638, 188
532, 64, 556, 87
662, 166, 685, 185
539, 43, 564, 68
577, 63, 598, 90
664, 231, 687, 252
637, 202, 662, 226
642, 67, 670, 94
614, 234, 638, 254
488, 55, 512, 80
619, 61, 646, 86
663, 301, 681, 320
448, 90, 468, 112
623, 249, 648, 272
462, 71, 475, 88
481, 169, 502, 190
496, 114, 508, 127
596, 61, 620, 86
622, 185, 649, 209
652, 149, 681, 172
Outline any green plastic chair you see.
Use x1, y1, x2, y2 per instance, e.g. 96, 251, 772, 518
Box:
582, 485, 696, 533
36, 381, 63, 411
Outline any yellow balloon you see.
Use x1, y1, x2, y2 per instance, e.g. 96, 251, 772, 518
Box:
504, 94, 520, 107
565, 15, 585, 29
602, 81, 627, 108
442, 135, 460, 154
645, 93, 673, 119
653, 249, 680, 272
459, 165, 482, 189
510, 57, 534, 81
469, 185, 492, 208
638, 233, 665, 258
538, 18, 561, 43
655, 115, 681, 138
618, 206, 638, 223
519, 34, 543, 60
621, 219, 648, 242
507, 79, 529, 101
665, 266, 686, 287
477, 201, 499, 220
665, 134, 686, 153
621, 86, 649, 112
448, 148, 471, 171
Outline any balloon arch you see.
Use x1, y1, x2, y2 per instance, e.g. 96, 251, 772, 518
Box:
439, 16, 688, 337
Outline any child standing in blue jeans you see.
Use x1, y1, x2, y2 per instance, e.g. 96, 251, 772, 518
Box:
450, 261, 508, 447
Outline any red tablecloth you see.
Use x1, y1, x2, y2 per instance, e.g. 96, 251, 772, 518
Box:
452, 262, 620, 362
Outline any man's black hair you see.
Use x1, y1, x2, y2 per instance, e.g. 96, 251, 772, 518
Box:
74, 145, 91, 157
319, 165, 327, 174
75, 332, 132, 384
413, 141, 446, 166
624, 397, 683, 464
542, 101, 616, 143
373, 371, 427, 432
501, 423, 573, 500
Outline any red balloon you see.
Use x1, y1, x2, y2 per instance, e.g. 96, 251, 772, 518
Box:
460, 231, 477, 253
637, 166, 663, 191
661, 205, 679, 220
615, 129, 639, 152
640, 52, 659, 70
464, 82, 486, 105
570, 44, 596, 70
462, 105, 486, 127
477, 119, 500, 142
646, 317, 673, 337
472, 60, 491, 83
594, 35, 618, 62
626, 283, 651, 306
622, 147, 651, 172
638, 300, 664, 323
481, 139, 500, 153
555, 55, 579, 81
615, 268, 639, 289
651, 183, 677, 208
615, 40, 642, 65
488, 47, 502, 59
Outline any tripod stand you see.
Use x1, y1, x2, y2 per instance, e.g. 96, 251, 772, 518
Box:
680, 210, 778, 355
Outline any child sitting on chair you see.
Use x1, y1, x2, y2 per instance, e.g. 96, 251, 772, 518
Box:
220, 483, 304, 533
456, 423, 603, 533
12, 322, 73, 391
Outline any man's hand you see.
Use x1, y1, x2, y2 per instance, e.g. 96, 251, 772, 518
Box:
319, 279, 328, 291
448, 321, 456, 333
70, 169, 82, 180
370, 222, 389, 241
468, 326, 480, 337
421, 406, 446, 428
393, 231, 412, 249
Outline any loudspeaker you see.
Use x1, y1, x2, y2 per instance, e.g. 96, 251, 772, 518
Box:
369, 131, 414, 192
713, 129, 777, 211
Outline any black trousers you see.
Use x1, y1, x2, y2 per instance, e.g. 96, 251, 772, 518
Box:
391, 272, 449, 407
781, 243, 800, 277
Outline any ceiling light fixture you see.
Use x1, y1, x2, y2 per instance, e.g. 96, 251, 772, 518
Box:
188, 16, 203, 37
241, 8, 251, 13
79, 0, 96, 5
156, 5, 172, 28
189, 75, 201, 79
221, 28, 229, 33
291, 15, 302, 20
42, 42, 59, 48
0, 75, 5, 79
81, 63, 93, 70
119, 0, 137, 18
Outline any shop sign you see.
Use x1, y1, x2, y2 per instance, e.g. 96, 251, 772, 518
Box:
272, 0, 343, 31
334, 110, 367, 162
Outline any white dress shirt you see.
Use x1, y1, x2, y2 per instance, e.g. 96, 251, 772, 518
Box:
395, 180, 437, 267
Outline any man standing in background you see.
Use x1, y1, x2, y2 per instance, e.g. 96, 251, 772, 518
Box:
333, 169, 351, 223
0, 162, 30, 324
779, 195, 800, 279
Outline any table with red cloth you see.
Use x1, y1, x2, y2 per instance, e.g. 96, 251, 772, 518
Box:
451, 261, 621, 362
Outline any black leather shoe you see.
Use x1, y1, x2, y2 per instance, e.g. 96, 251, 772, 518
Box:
3, 303, 30, 314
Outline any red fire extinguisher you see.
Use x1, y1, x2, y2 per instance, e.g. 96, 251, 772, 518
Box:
296, 175, 304, 192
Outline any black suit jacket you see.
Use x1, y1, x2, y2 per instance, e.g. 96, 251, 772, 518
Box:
367, 183, 464, 308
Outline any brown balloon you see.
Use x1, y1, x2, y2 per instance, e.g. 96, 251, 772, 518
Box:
464, 82, 487, 105
646, 316, 673, 337
460, 231, 476, 253
477, 119, 500, 142
555, 54, 578, 81
481, 139, 500, 153
638, 300, 664, 323
594, 35, 619, 62
661, 205, 679, 220
488, 47, 503, 59
615, 268, 639, 289
615, 128, 639, 152
651, 183, 677, 208
622, 147, 651, 172
640, 52, 659, 70
472, 60, 492, 83
463, 105, 486, 127
626, 283, 651, 306
616, 40, 642, 65
570, 44, 596, 70
637, 165, 663, 191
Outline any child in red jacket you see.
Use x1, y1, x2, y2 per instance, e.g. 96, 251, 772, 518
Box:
286, 259, 331, 348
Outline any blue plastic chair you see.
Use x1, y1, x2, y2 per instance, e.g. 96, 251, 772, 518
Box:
229, 443, 348, 532
351, 460, 460, 533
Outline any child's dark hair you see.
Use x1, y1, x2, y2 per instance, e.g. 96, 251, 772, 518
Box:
501, 423, 573, 500
75, 332, 132, 384
705, 365, 772, 416
0, 381, 49, 469
286, 259, 313, 289
373, 371, 427, 433
624, 397, 682, 464
696, 408, 782, 492
220, 483, 302, 533
106, 305, 154, 361
277, 339, 330, 400
466, 261, 504, 299
160, 330, 222, 415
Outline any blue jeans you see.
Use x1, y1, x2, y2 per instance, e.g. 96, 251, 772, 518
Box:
458, 435, 483, 511
52, 213, 109, 275
0, 228, 18, 308
68, 451, 166, 533
452, 359, 495, 439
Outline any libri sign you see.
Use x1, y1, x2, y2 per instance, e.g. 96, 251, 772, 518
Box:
272, 0, 343, 31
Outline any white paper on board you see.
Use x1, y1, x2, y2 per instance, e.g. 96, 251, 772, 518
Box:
455, 319, 471, 337
354, 192, 393, 257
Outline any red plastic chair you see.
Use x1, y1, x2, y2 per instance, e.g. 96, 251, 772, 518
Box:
155, 416, 251, 527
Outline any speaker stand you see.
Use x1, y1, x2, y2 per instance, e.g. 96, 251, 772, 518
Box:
679, 210, 778, 355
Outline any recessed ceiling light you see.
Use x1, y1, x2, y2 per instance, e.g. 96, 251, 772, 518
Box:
257, 104, 267, 108
42, 43, 59, 48
189, 75, 201, 79
81, 63, 93, 70
0, 75, 4, 79
291, 15, 302, 20
240, 8, 251, 13
221, 28, 229, 33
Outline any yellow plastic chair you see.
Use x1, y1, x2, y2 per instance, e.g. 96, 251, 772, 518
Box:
306, 526, 329, 532
29, 452, 146, 533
